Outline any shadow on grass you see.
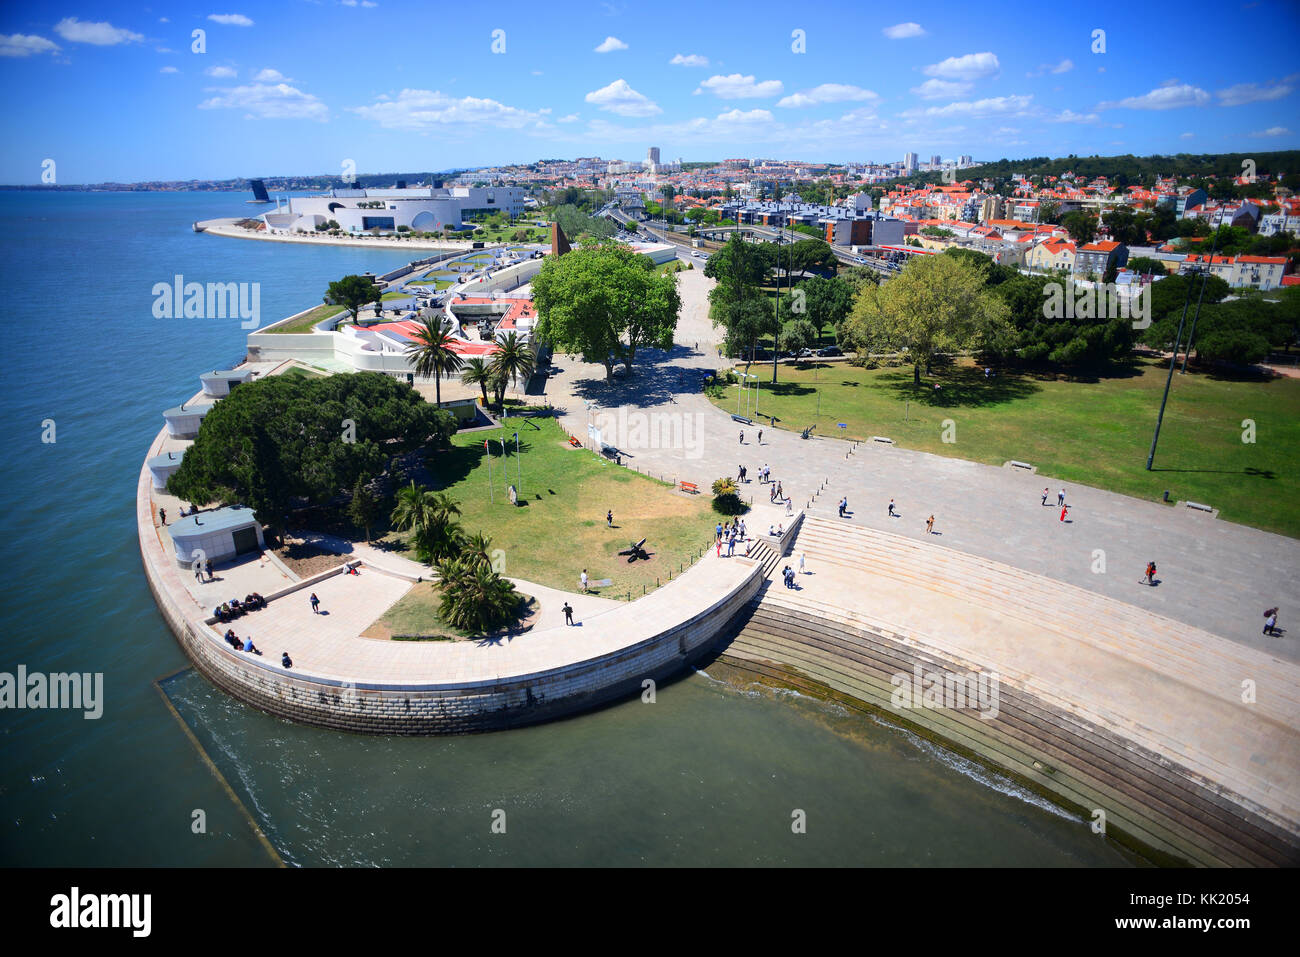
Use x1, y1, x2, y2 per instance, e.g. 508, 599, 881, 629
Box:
1150, 465, 1278, 479
879, 367, 1042, 408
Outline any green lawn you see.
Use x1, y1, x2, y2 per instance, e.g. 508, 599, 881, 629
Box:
382, 418, 718, 598
380, 291, 407, 301
709, 357, 1300, 538
279, 366, 325, 380
272, 303, 346, 334
406, 278, 453, 289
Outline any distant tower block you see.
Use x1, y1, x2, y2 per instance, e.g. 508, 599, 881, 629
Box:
247, 178, 271, 203
551, 222, 572, 257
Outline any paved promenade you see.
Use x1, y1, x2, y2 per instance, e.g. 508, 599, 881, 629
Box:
537, 285, 1300, 662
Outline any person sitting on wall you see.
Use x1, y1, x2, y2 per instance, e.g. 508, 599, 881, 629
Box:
243, 637, 261, 655
281, 652, 293, 669
224, 629, 241, 649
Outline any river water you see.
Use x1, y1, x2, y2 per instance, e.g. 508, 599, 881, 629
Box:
0, 192, 1138, 866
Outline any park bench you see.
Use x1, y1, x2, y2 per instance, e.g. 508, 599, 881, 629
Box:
679, 481, 699, 494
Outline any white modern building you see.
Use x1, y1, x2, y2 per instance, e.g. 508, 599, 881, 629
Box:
168, 505, 265, 570
261, 185, 527, 235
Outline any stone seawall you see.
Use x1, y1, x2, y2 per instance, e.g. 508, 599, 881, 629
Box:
137, 435, 761, 734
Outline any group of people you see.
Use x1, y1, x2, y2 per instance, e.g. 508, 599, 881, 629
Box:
780, 563, 801, 589
214, 593, 266, 622
220, 628, 292, 668
715, 519, 748, 558
1041, 487, 1071, 523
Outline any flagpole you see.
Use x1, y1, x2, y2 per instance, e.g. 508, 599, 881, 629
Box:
485, 439, 493, 504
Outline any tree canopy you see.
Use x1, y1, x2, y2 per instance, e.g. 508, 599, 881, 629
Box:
326, 274, 380, 320
168, 372, 454, 530
842, 252, 1011, 385
532, 241, 680, 381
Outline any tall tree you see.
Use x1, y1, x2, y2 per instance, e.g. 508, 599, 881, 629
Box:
326, 274, 380, 322
843, 253, 1011, 386
460, 356, 494, 405
404, 317, 464, 407
490, 331, 537, 402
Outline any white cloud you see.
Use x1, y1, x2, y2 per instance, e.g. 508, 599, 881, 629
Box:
54, 17, 143, 46
911, 78, 972, 100
207, 14, 255, 27
205, 65, 238, 78
1251, 126, 1290, 137
1098, 81, 1210, 110
351, 88, 546, 129
714, 108, 774, 125
253, 68, 288, 82
584, 78, 661, 116
695, 73, 783, 99
594, 36, 628, 53
670, 53, 709, 67
1028, 58, 1074, 77
0, 34, 60, 57
883, 22, 926, 39
1217, 76, 1296, 107
159, 17, 170, 24
923, 52, 999, 82
1049, 109, 1100, 124
199, 82, 328, 121
160, 65, 179, 74
558, 113, 579, 123
777, 83, 876, 108
1180, 132, 1194, 139
902, 94, 1032, 118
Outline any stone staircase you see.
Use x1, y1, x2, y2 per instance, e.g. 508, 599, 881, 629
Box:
706, 516, 1300, 867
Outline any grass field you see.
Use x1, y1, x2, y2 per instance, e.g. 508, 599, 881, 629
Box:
709, 357, 1300, 538
406, 278, 453, 289
381, 418, 719, 597
272, 303, 345, 334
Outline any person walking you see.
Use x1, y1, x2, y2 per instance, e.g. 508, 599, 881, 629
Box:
580, 569, 589, 593
1057, 488, 1066, 507
726, 534, 735, 557
1041, 488, 1049, 507
838, 497, 847, 518
607, 509, 613, 527
1059, 504, 1069, 523
310, 592, 321, 614
888, 498, 898, 517
798, 552, 806, 576
925, 515, 935, 535
715, 522, 723, 542
1263, 607, 1279, 636
158, 506, 166, 526
758, 429, 763, 445
1143, 562, 1157, 586
716, 537, 723, 557
769, 483, 776, 503
205, 558, 213, 582
194, 562, 202, 584
563, 602, 574, 626
776, 481, 784, 503
739, 430, 744, 445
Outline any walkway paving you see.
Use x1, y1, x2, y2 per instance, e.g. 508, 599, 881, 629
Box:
537, 316, 1300, 662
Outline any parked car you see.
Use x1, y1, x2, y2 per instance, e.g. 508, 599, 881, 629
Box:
817, 346, 843, 357
796, 348, 815, 358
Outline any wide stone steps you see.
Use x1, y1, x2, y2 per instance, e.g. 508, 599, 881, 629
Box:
717, 593, 1298, 866
791, 517, 1300, 726
763, 534, 1300, 833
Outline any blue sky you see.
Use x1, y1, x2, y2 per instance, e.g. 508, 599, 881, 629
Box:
1, 0, 1297, 183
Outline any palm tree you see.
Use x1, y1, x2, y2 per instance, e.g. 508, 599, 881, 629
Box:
462, 531, 493, 571
390, 481, 431, 536
404, 317, 464, 407
460, 357, 493, 406
489, 331, 536, 406
436, 557, 521, 632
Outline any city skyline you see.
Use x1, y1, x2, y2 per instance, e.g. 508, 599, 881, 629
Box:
0, 0, 1297, 183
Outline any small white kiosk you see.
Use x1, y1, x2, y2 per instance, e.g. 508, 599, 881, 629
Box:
199, 368, 254, 398
146, 449, 186, 490
163, 401, 214, 439
168, 505, 264, 569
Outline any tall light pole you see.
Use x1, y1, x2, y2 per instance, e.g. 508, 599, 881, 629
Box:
772, 233, 783, 386
1179, 228, 1222, 375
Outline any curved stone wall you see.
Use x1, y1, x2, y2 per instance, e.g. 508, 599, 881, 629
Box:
137, 434, 761, 734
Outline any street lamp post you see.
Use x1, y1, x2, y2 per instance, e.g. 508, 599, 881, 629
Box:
772, 234, 783, 386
